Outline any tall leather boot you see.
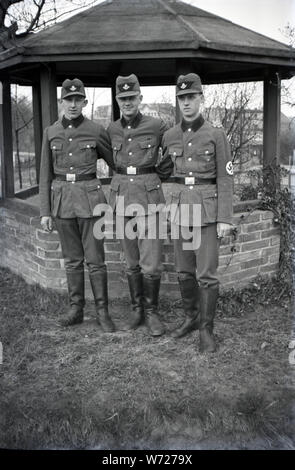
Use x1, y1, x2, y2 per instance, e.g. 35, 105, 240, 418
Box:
198, 286, 219, 353
59, 270, 85, 326
89, 271, 115, 333
171, 275, 200, 339
126, 272, 144, 330
143, 276, 165, 337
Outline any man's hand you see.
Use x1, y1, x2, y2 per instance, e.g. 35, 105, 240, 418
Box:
217, 222, 231, 239
41, 216, 53, 232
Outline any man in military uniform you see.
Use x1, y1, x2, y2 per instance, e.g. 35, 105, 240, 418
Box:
39, 78, 116, 332
107, 74, 173, 336
162, 73, 233, 352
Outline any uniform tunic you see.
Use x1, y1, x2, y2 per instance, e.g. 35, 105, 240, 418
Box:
107, 112, 173, 276
162, 114, 233, 287
39, 114, 115, 274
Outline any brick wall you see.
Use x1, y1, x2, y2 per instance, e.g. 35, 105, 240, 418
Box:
0, 198, 280, 299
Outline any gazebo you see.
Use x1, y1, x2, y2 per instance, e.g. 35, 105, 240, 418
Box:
0, 0, 295, 199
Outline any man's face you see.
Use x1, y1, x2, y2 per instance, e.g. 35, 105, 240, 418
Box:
116, 93, 142, 120
177, 93, 203, 121
61, 95, 87, 120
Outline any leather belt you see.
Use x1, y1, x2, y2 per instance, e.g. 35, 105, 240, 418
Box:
54, 173, 97, 182
171, 176, 216, 185
116, 166, 156, 175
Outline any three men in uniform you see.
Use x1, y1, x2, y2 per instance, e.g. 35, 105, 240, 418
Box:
40, 73, 233, 352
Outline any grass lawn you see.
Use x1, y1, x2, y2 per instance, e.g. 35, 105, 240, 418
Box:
0, 266, 294, 450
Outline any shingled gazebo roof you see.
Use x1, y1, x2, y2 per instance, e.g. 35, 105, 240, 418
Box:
0, 0, 295, 84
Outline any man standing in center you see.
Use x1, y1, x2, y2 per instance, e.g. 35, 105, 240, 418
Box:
107, 74, 173, 336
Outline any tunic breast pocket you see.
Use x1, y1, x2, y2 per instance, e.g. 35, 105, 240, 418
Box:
50, 141, 64, 167
195, 144, 216, 174
79, 141, 97, 163
169, 146, 185, 173
139, 138, 157, 161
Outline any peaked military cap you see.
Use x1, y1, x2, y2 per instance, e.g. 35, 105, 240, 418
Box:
61, 78, 86, 100
176, 73, 203, 96
116, 74, 141, 98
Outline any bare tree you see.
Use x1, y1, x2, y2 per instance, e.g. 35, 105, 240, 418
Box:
280, 23, 295, 116
0, 0, 101, 46
203, 82, 263, 167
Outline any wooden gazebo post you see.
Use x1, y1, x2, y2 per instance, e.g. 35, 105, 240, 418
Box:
263, 71, 281, 190
0, 78, 14, 198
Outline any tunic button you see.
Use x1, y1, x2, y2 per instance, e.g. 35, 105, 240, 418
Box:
205, 150, 209, 154
189, 186, 193, 190
87, 145, 90, 148
53, 146, 56, 149
68, 125, 72, 129
71, 181, 75, 184
129, 152, 133, 156
148, 144, 151, 148
127, 126, 131, 129
70, 167, 74, 170
97, 185, 100, 189
69, 138, 72, 142
188, 157, 192, 162
189, 172, 193, 175
188, 128, 192, 132
173, 152, 176, 156
69, 153, 73, 156
128, 138, 132, 142
130, 178, 134, 182
188, 142, 192, 146
157, 185, 160, 188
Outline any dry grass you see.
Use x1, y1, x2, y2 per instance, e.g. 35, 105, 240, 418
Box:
0, 266, 294, 450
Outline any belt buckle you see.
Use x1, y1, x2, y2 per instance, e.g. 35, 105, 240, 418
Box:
127, 166, 137, 175
185, 176, 195, 185
66, 173, 76, 182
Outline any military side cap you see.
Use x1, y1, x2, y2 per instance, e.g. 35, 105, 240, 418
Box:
116, 74, 141, 98
61, 78, 86, 99
176, 73, 203, 96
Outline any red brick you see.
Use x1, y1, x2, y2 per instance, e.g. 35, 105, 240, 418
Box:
259, 263, 279, 273
242, 221, 273, 233
260, 228, 280, 239
238, 232, 261, 243
105, 252, 122, 262
261, 211, 275, 220
162, 263, 175, 273
36, 229, 60, 242
39, 267, 66, 278
106, 261, 125, 273
271, 236, 280, 246
14, 212, 31, 225
218, 263, 241, 275
104, 242, 121, 252
167, 273, 178, 283
241, 258, 267, 270
34, 240, 60, 251
241, 239, 269, 252
30, 253, 62, 269
37, 247, 63, 259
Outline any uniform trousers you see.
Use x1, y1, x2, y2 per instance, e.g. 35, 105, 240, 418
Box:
173, 223, 220, 288
54, 217, 106, 274
116, 213, 163, 277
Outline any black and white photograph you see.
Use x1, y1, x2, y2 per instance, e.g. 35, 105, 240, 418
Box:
0, 0, 294, 456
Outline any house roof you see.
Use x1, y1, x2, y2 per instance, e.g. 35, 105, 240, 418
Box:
0, 0, 294, 80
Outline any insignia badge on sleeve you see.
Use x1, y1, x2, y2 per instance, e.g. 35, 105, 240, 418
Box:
226, 161, 233, 175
